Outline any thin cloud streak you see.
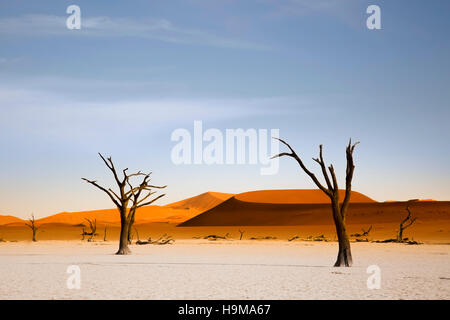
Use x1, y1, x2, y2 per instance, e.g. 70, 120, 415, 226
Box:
0, 14, 269, 50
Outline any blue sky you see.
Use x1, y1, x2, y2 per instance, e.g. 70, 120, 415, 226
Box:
0, 0, 449, 218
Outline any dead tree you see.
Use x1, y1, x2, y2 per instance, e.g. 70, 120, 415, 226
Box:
204, 233, 230, 241
397, 206, 417, 242
85, 218, 97, 242
134, 227, 140, 242
128, 214, 136, 244
238, 229, 245, 240
82, 153, 166, 255
136, 234, 174, 245
25, 214, 40, 242
273, 138, 359, 267
351, 225, 372, 237
103, 226, 108, 241
362, 225, 372, 236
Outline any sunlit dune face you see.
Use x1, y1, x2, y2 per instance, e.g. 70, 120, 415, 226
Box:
0, 215, 25, 226
15, 192, 235, 226
235, 189, 375, 204
165, 192, 234, 211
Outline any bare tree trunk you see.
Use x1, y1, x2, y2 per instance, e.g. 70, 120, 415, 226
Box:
117, 217, 131, 255
397, 229, 403, 242
273, 139, 358, 267
127, 210, 136, 244
396, 206, 416, 242
332, 202, 352, 266
25, 214, 40, 242
83, 153, 166, 255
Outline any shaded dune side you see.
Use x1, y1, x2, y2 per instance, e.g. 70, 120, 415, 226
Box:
178, 199, 450, 227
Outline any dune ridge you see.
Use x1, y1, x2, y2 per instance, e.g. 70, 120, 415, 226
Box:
235, 189, 375, 204
2, 191, 234, 227
164, 191, 234, 211
179, 190, 450, 227
0, 215, 25, 226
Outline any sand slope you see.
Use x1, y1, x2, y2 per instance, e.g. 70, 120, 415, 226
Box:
164, 191, 234, 212
2, 190, 449, 243
179, 192, 450, 227
17, 192, 234, 227
235, 189, 374, 204
0, 215, 25, 226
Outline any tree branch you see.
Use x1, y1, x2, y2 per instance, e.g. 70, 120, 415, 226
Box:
137, 193, 166, 208
340, 139, 359, 218
82, 178, 121, 209
312, 144, 333, 191
98, 153, 122, 188
272, 138, 332, 197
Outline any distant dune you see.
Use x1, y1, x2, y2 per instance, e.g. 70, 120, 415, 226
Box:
2, 190, 450, 243
235, 189, 374, 204
0, 215, 25, 226
165, 192, 234, 212
179, 190, 450, 227
13, 192, 234, 227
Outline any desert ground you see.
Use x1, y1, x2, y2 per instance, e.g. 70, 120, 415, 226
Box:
1, 189, 449, 300
0, 240, 449, 300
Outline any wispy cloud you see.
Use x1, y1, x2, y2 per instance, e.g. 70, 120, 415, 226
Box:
0, 57, 24, 64
0, 14, 268, 50
0, 75, 310, 142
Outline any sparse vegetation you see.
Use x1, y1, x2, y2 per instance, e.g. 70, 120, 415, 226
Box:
351, 225, 373, 238
25, 214, 41, 242
288, 234, 329, 242
373, 206, 420, 244
273, 138, 359, 267
250, 236, 277, 240
204, 233, 230, 241
397, 206, 417, 242
136, 233, 174, 245
238, 229, 245, 240
81, 218, 98, 242
82, 153, 166, 255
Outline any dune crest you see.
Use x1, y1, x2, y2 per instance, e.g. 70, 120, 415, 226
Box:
235, 189, 375, 204
165, 192, 234, 211
11, 192, 234, 226
0, 215, 25, 226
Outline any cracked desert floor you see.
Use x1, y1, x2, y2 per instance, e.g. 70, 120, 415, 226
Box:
0, 240, 449, 300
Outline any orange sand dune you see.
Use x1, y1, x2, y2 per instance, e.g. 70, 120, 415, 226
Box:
0, 215, 25, 226
164, 192, 234, 211
34, 206, 187, 226
179, 190, 450, 227
2, 190, 450, 244
235, 189, 374, 204
32, 192, 233, 226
